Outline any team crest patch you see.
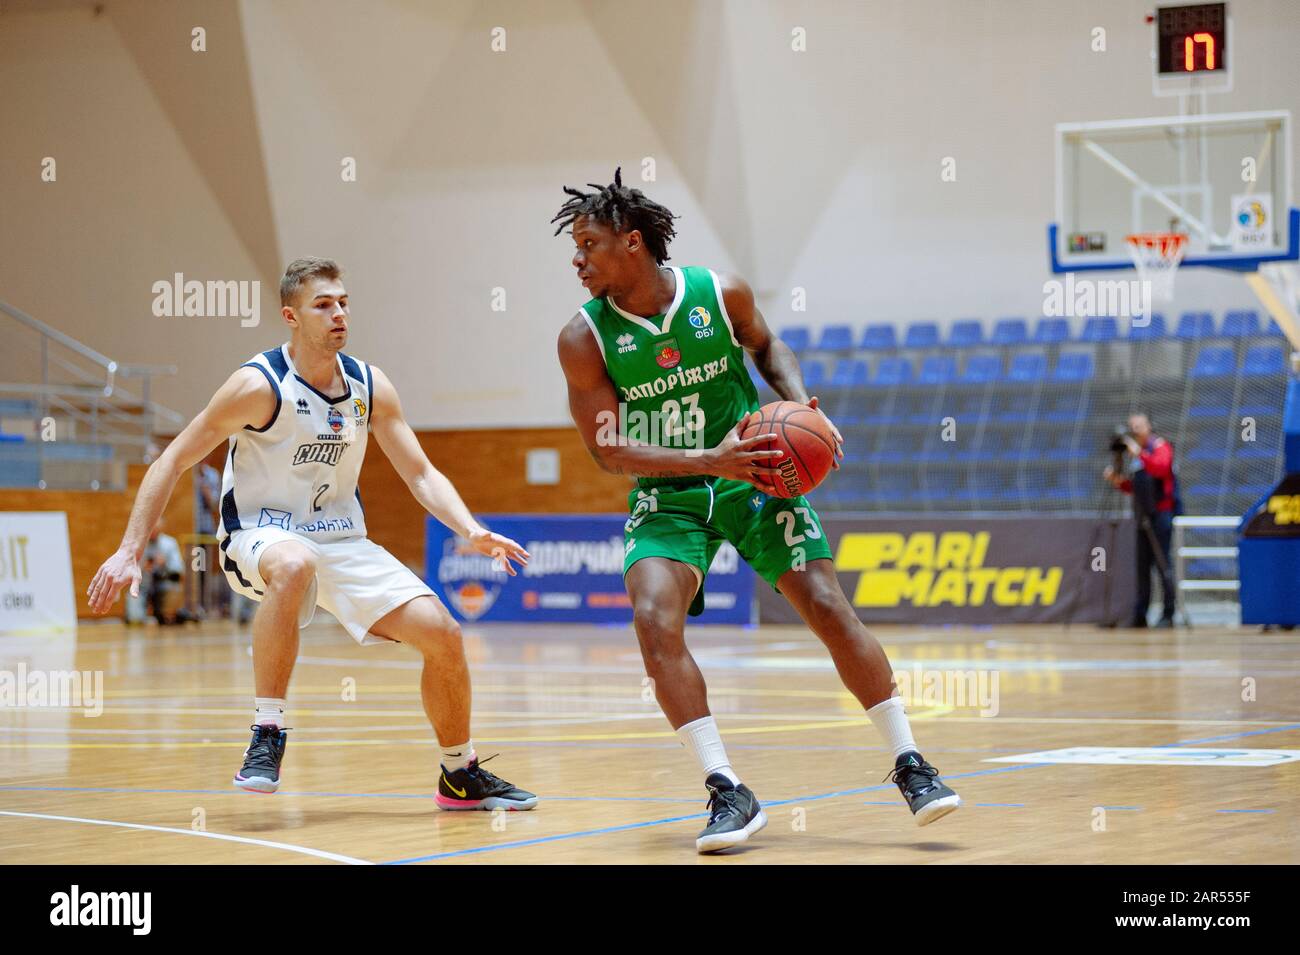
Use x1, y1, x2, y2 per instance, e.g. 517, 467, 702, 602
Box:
435, 537, 505, 621
688, 306, 711, 329
353, 398, 366, 420
327, 407, 345, 433
655, 337, 682, 369
449, 580, 498, 620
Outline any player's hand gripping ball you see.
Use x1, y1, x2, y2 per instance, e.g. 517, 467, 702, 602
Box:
739, 400, 838, 498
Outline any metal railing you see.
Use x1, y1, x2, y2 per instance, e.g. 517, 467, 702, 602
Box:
1173, 515, 1240, 595
0, 299, 184, 489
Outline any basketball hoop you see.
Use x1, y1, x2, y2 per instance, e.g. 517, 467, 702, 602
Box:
1125, 232, 1188, 303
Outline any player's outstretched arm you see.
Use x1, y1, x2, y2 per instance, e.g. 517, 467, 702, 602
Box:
86, 366, 275, 614
557, 313, 782, 487
721, 273, 844, 466
368, 366, 528, 575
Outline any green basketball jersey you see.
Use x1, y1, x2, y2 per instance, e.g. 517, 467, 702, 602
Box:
579, 266, 760, 488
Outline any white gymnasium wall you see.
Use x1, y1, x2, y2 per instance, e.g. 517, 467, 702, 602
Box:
4, 0, 1299, 428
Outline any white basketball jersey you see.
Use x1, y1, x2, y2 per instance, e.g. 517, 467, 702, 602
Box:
218, 343, 372, 547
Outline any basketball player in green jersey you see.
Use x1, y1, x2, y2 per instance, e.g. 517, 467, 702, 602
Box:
554, 170, 961, 853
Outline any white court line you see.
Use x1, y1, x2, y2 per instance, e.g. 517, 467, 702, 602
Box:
0, 810, 372, 865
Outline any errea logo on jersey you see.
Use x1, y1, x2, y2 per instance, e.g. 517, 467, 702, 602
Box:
616, 333, 637, 354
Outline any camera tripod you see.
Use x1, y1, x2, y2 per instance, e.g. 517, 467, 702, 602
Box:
1111, 448, 1192, 630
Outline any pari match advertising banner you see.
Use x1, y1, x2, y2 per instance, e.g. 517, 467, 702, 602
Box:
0, 512, 77, 633
758, 516, 1136, 626
426, 514, 755, 625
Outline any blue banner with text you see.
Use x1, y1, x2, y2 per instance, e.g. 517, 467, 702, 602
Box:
425, 514, 755, 624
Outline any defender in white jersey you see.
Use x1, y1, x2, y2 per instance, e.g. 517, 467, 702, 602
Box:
89, 258, 538, 810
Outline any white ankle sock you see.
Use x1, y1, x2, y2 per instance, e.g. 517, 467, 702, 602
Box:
866, 694, 917, 759
675, 716, 740, 785
254, 697, 286, 728
441, 740, 474, 772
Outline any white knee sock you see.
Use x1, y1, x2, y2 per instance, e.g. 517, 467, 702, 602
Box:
867, 694, 917, 759
254, 697, 286, 729
441, 740, 474, 772
676, 716, 740, 785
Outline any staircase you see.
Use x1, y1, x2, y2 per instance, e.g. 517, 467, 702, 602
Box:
0, 300, 184, 490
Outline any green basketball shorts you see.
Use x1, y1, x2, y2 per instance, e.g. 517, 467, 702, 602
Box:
622, 477, 832, 616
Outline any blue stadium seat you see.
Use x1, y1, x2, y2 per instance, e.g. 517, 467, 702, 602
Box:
1188, 346, 1235, 418
1222, 310, 1261, 337
1191, 345, 1235, 377
780, 327, 811, 352
1052, 352, 1094, 382
1185, 431, 1229, 461
1242, 345, 1286, 376
1239, 346, 1287, 417
860, 324, 897, 349
1176, 311, 1215, 339
959, 354, 1001, 383
917, 355, 957, 385
991, 318, 1028, 346
1080, 317, 1119, 342
904, 323, 940, 348
1006, 352, 1047, 382
817, 324, 854, 351
871, 356, 913, 387
1033, 318, 1070, 343
801, 359, 827, 389
1048, 432, 1088, 461
1266, 317, 1288, 337
1128, 313, 1167, 339
0, 399, 38, 417
949, 320, 984, 347
829, 358, 869, 388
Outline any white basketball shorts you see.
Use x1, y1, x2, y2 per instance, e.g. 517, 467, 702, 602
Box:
219, 527, 436, 645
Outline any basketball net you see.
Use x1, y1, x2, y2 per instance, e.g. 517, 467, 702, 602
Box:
1125, 232, 1188, 304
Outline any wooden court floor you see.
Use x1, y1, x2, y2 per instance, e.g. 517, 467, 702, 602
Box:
2, 618, 1297, 864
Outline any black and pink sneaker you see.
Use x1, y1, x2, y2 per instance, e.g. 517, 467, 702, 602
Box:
234, 724, 288, 794
435, 754, 538, 811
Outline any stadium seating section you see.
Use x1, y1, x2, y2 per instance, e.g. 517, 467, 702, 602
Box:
764, 311, 1290, 515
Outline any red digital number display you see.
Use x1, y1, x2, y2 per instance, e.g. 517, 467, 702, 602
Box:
1156, 2, 1227, 74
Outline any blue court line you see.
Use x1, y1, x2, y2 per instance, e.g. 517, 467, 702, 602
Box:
382, 726, 1300, 865
1163, 723, 1300, 747
0, 784, 699, 804
1215, 809, 1277, 814
1100, 806, 1143, 811
381, 764, 1045, 864
972, 803, 1025, 808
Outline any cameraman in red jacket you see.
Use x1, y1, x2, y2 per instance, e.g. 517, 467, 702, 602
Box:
1103, 413, 1179, 628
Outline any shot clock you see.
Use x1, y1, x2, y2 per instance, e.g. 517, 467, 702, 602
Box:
1151, 2, 1231, 95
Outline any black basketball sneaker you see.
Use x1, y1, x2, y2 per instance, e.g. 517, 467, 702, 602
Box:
435, 754, 539, 811
234, 724, 288, 794
696, 773, 767, 853
888, 751, 961, 825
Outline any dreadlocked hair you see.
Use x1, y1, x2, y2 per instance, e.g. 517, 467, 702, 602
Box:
551, 167, 678, 264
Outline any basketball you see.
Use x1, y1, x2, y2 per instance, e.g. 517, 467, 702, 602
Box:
740, 400, 836, 498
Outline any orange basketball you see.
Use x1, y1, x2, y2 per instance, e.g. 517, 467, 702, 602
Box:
739, 400, 836, 498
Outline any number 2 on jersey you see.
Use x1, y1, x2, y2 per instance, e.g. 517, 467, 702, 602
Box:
775, 507, 821, 546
